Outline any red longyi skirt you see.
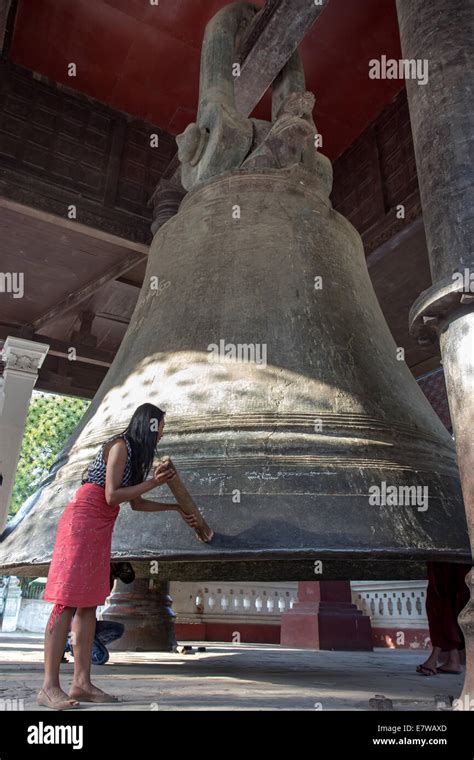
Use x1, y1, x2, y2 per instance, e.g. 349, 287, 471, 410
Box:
43, 483, 120, 630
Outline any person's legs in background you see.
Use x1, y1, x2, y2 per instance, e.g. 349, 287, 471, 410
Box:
417, 562, 470, 676
91, 621, 124, 665
95, 620, 124, 647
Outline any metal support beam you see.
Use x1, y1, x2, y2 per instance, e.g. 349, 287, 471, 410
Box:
234, 0, 328, 116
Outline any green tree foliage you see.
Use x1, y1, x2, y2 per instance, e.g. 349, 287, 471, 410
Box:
9, 392, 90, 516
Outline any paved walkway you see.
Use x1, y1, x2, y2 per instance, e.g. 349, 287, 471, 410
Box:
0, 633, 464, 710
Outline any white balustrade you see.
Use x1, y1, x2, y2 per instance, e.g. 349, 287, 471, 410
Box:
172, 580, 429, 634
351, 581, 428, 629
1, 579, 430, 634
170, 581, 298, 623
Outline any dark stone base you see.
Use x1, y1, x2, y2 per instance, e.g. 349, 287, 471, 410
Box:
102, 578, 177, 652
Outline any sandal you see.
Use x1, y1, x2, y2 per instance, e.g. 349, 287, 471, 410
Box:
416, 664, 437, 676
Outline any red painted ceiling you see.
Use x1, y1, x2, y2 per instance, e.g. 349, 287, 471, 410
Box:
10, 0, 403, 159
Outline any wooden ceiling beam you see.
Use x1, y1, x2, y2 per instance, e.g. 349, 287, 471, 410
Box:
29, 250, 146, 332
0, 326, 115, 368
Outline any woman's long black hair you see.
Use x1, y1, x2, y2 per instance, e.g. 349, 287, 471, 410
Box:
122, 403, 165, 485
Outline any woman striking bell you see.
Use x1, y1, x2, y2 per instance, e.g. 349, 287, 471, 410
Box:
38, 403, 199, 710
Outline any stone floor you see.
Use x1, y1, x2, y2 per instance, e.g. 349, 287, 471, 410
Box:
0, 632, 464, 711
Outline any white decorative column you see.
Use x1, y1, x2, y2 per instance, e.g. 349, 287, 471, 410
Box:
0, 337, 49, 533
1, 576, 22, 631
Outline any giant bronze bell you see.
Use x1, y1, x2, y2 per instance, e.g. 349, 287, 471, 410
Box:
0, 3, 470, 581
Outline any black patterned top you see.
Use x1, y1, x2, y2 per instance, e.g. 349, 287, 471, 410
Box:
82, 434, 133, 487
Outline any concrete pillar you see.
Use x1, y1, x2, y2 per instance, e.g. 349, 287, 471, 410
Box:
0, 337, 49, 533
280, 581, 372, 650
396, 0, 474, 701
101, 578, 177, 652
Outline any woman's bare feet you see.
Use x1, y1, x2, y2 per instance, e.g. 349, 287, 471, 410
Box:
69, 681, 121, 703
37, 686, 80, 710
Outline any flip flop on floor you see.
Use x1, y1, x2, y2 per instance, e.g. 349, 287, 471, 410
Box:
416, 664, 437, 676
436, 667, 462, 675
37, 688, 81, 710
